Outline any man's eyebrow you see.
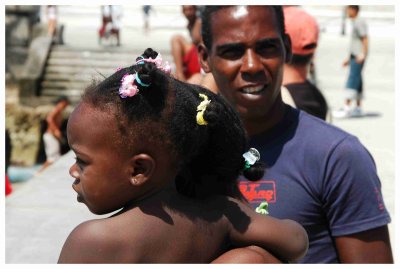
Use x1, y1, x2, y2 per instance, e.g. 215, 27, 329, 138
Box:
216, 37, 282, 51
255, 37, 282, 46
216, 42, 245, 52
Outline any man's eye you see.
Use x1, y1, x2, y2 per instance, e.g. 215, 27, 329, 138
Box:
220, 49, 244, 60
256, 44, 282, 58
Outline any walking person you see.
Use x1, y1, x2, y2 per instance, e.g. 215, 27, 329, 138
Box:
333, 5, 368, 118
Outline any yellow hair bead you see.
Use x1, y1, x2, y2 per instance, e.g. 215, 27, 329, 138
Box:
196, 94, 211, 126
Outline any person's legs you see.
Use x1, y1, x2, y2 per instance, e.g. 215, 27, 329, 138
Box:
335, 55, 364, 117
113, 28, 120, 46
37, 132, 61, 173
170, 35, 192, 81
47, 19, 57, 37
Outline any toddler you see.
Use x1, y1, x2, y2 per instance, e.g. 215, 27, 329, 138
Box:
58, 48, 308, 263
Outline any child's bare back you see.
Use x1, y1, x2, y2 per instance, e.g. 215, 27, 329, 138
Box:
60, 191, 306, 263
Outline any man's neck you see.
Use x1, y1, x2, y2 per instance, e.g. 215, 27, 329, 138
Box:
282, 64, 308, 85
243, 99, 286, 137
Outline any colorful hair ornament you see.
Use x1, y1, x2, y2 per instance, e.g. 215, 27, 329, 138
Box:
255, 201, 269, 215
196, 94, 211, 126
136, 53, 172, 74
242, 148, 260, 170
119, 74, 139, 98
135, 73, 151, 87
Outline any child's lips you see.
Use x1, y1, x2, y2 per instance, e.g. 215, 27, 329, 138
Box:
72, 180, 82, 202
77, 195, 84, 203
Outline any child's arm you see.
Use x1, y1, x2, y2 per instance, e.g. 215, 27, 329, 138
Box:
211, 246, 283, 263
227, 198, 309, 262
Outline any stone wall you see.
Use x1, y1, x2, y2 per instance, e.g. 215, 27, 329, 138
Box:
6, 5, 42, 82
5, 101, 72, 166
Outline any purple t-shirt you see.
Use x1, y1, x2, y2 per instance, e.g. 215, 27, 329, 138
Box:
239, 105, 391, 263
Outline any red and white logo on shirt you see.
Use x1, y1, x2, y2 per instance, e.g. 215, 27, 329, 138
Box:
239, 180, 276, 204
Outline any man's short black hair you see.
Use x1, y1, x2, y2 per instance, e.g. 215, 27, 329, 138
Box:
201, 6, 285, 50
348, 5, 360, 12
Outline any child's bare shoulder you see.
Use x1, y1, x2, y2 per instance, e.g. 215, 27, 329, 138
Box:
59, 218, 141, 263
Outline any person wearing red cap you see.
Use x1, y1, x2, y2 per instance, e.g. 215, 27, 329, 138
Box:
282, 6, 328, 121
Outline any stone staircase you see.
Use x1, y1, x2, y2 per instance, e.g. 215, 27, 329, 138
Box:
39, 45, 174, 103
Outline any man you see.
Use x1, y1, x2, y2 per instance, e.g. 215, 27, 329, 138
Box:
37, 96, 70, 173
282, 6, 328, 121
334, 5, 368, 118
198, 6, 392, 263
170, 5, 202, 82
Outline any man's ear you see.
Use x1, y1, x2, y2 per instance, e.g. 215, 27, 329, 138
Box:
283, 33, 292, 63
129, 154, 155, 186
198, 43, 211, 73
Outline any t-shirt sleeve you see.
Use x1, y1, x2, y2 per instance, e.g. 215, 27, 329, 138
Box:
356, 19, 368, 38
322, 136, 391, 237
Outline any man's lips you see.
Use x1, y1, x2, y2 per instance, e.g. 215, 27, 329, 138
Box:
239, 85, 267, 95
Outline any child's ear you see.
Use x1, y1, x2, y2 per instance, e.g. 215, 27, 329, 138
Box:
198, 43, 211, 73
129, 154, 155, 186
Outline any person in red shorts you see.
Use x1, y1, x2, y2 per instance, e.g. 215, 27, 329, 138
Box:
170, 5, 202, 82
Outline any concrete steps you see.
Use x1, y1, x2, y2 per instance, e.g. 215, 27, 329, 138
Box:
39, 45, 173, 103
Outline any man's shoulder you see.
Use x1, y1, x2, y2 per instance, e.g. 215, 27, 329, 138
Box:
292, 109, 356, 149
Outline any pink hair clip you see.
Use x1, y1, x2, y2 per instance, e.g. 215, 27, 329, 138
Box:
119, 74, 139, 98
136, 53, 171, 74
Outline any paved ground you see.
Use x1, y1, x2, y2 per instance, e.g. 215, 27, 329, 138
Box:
5, 5, 397, 263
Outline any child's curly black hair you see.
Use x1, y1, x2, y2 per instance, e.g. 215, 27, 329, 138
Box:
81, 48, 264, 200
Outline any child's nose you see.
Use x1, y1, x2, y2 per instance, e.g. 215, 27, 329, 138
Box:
69, 164, 79, 179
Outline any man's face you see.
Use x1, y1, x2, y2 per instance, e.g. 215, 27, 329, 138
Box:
200, 6, 290, 122
347, 7, 358, 18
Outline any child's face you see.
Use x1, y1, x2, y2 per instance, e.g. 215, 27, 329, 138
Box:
67, 103, 136, 215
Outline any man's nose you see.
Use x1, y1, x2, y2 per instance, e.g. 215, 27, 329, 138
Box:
241, 49, 264, 76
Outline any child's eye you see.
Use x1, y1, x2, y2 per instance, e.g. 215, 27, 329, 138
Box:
75, 157, 87, 170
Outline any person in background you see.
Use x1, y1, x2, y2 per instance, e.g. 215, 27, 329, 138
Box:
142, 5, 151, 33
198, 5, 392, 263
6, 130, 13, 196
282, 6, 328, 121
99, 5, 121, 46
170, 5, 202, 82
46, 5, 57, 39
333, 5, 368, 118
37, 96, 70, 174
